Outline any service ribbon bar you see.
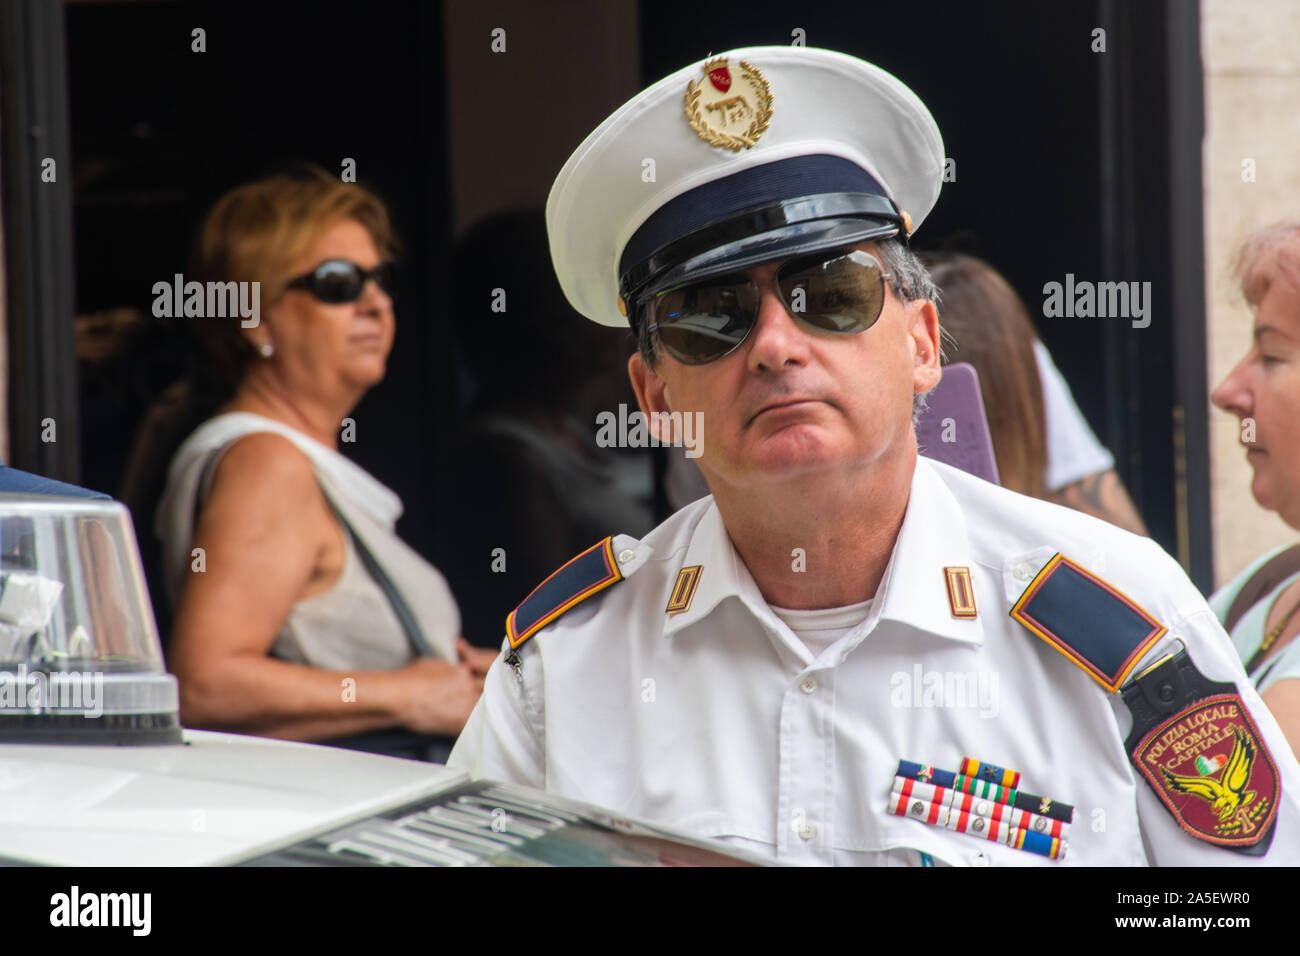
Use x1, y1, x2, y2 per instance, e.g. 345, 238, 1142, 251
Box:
891, 759, 1074, 862
896, 760, 958, 788
1011, 790, 1074, 823
958, 757, 1021, 789
951, 773, 1016, 803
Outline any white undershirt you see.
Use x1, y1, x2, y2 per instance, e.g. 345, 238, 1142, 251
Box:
770, 598, 874, 658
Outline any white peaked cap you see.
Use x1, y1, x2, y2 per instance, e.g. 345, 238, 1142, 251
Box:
546, 46, 945, 327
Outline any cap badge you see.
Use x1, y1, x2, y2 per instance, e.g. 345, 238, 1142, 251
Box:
684, 57, 772, 153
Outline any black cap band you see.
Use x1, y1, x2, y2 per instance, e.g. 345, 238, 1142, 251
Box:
617, 154, 903, 321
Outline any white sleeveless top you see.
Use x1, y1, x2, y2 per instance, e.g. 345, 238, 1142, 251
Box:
156, 413, 460, 669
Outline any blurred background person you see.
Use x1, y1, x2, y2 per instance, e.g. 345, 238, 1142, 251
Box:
1210, 221, 1300, 755
146, 165, 492, 761
922, 252, 1048, 499
922, 251, 1148, 534
436, 210, 655, 646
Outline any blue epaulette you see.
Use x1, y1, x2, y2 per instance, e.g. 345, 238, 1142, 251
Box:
506, 537, 625, 650
1009, 553, 1166, 692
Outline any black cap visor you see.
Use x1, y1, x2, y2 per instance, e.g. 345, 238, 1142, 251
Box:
623, 203, 900, 332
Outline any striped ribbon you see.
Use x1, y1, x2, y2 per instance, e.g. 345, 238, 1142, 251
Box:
958, 757, 1021, 789
889, 769, 1071, 860
897, 760, 1074, 823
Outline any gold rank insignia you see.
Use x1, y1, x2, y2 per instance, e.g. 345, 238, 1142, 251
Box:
666, 565, 703, 615
944, 566, 978, 619
684, 58, 773, 152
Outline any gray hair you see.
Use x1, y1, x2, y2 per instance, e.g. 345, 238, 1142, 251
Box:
1236, 221, 1300, 307
874, 238, 945, 422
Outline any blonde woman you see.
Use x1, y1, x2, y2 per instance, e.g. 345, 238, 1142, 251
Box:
157, 166, 493, 760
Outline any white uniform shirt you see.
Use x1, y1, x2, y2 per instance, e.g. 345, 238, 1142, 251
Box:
449, 457, 1300, 866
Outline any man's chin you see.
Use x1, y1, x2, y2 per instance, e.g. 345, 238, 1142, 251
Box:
740, 443, 857, 483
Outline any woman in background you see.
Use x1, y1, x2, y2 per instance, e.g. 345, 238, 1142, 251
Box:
1210, 222, 1300, 755
921, 251, 1147, 534
155, 165, 493, 761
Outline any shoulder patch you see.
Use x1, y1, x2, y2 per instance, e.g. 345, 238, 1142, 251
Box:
1132, 694, 1280, 852
1009, 553, 1166, 692
1122, 650, 1280, 854
506, 537, 624, 650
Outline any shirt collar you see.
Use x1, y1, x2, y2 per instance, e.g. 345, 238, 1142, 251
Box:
662, 499, 773, 637
662, 457, 985, 647
874, 457, 985, 646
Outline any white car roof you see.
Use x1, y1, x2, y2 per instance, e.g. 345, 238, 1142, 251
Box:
0, 729, 463, 866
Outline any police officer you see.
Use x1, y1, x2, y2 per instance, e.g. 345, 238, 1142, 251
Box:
448, 45, 1300, 865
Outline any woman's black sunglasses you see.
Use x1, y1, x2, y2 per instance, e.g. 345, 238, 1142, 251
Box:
642, 248, 892, 365
286, 259, 394, 304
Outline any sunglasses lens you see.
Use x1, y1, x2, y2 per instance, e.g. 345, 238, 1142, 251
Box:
652, 277, 757, 364
777, 250, 886, 334
311, 261, 366, 303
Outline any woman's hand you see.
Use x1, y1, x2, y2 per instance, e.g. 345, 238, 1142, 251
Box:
457, 637, 500, 678
396, 657, 485, 736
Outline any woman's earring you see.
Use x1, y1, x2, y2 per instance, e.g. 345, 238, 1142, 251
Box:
259, 343, 274, 358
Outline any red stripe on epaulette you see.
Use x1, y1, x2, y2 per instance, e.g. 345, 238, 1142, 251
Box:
505, 537, 622, 650
1010, 553, 1166, 692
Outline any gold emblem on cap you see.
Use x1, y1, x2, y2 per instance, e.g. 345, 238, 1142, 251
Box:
684, 58, 773, 152
616, 295, 627, 317
901, 209, 914, 237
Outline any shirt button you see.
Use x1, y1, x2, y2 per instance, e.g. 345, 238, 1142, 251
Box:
797, 821, 817, 841
1012, 562, 1033, 582
800, 677, 818, 694
617, 548, 636, 564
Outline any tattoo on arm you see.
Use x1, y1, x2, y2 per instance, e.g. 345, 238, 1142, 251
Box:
1049, 469, 1148, 536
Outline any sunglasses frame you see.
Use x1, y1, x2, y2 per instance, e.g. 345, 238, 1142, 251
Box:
285, 259, 394, 304
642, 246, 894, 366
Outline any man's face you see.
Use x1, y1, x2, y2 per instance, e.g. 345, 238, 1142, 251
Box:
1212, 261, 1300, 529
628, 241, 942, 494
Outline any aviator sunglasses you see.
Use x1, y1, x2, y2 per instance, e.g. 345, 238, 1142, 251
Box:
643, 247, 893, 365
286, 259, 394, 304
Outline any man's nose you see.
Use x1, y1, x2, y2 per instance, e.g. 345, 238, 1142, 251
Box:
744, 282, 810, 373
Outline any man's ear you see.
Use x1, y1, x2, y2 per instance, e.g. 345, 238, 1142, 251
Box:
907, 298, 942, 394
628, 352, 671, 417
628, 353, 680, 444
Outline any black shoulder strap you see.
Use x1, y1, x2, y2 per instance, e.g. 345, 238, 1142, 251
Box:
324, 496, 434, 659
1223, 543, 1300, 635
